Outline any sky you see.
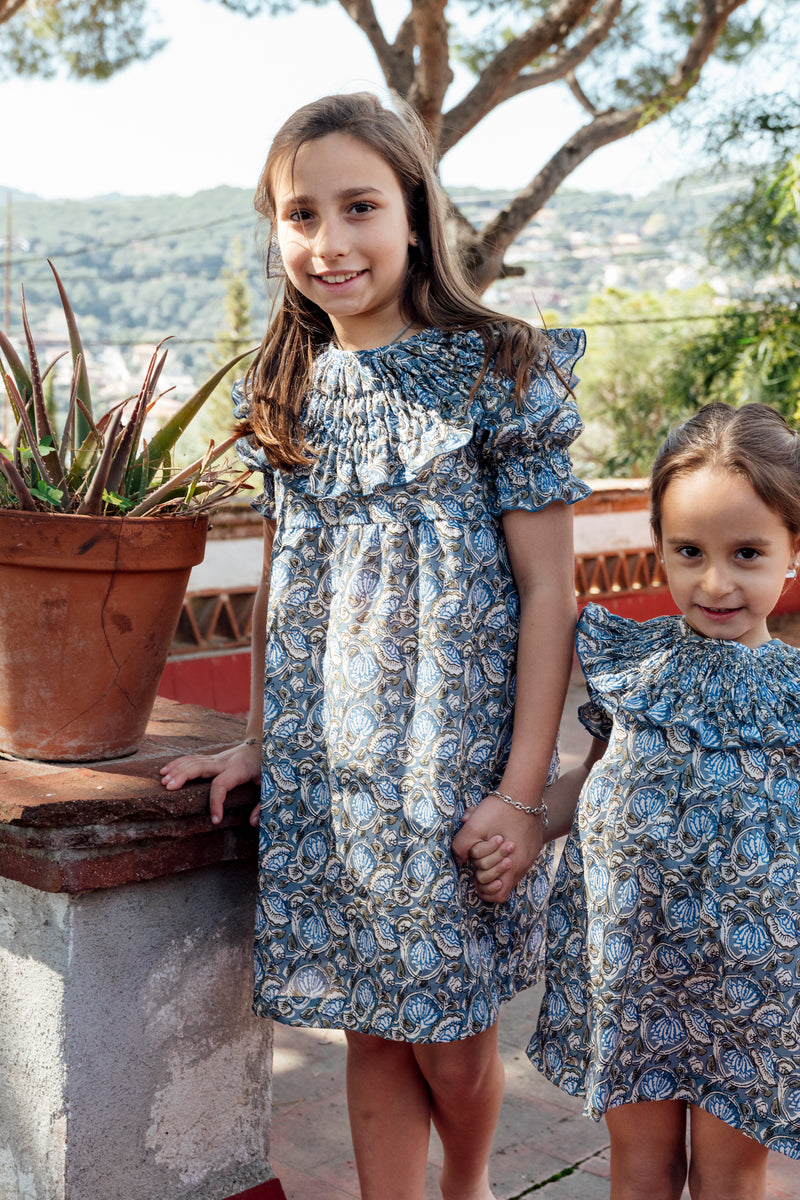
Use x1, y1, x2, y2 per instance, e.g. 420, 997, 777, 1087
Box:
3, 0, 701, 202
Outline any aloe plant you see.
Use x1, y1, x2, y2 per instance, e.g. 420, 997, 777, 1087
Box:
0, 261, 254, 517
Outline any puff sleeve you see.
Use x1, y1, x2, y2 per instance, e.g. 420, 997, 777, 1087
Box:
477, 328, 590, 514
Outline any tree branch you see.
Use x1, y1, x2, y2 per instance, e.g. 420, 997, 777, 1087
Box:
468, 0, 751, 290
335, 0, 415, 96
566, 70, 599, 116
497, 0, 623, 107
392, 11, 418, 96
0, 0, 28, 22
407, 0, 452, 140
439, 0, 597, 154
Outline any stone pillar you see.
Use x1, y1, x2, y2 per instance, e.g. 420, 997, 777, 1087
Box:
0, 700, 281, 1200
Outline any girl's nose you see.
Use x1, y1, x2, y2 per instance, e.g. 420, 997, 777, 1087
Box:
314, 218, 348, 259
702, 562, 733, 597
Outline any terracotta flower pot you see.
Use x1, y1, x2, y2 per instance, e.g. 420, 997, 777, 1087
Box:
0, 510, 209, 761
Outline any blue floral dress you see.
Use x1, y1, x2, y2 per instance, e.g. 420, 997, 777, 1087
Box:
234, 326, 588, 1042
529, 603, 800, 1158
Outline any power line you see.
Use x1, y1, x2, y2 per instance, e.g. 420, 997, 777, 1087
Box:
5, 302, 794, 354
9, 211, 256, 268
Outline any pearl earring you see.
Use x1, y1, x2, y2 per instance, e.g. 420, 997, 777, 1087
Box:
787, 563, 797, 580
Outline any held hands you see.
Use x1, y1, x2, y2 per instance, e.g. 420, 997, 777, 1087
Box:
456, 752, 603, 901
452, 790, 545, 904
159, 741, 262, 826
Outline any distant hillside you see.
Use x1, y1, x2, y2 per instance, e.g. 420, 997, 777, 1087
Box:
0, 175, 746, 379
2, 186, 266, 377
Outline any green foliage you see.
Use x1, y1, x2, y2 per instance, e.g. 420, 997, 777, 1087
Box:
710, 152, 800, 279
214, 0, 328, 11
671, 304, 800, 419
572, 286, 719, 477
0, 0, 165, 80
685, 150, 800, 423
580, 148, 800, 477
704, 94, 800, 168
0, 262, 252, 516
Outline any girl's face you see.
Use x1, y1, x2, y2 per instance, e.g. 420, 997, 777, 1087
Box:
658, 467, 799, 648
272, 131, 415, 352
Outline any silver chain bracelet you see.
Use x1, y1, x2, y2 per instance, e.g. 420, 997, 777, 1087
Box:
487, 790, 549, 828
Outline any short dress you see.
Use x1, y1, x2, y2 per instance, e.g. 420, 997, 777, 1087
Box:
234, 325, 588, 1042
529, 602, 800, 1158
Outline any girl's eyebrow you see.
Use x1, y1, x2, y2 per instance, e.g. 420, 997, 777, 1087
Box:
281, 185, 384, 207
664, 534, 772, 546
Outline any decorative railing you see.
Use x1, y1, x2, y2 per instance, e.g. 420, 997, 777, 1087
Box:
173, 589, 256, 653
575, 548, 666, 598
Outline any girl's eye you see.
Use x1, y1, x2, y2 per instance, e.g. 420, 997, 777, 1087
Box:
736, 547, 761, 561
286, 208, 313, 223
677, 546, 701, 559
350, 201, 375, 215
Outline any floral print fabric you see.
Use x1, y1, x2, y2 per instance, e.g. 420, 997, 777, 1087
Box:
235, 326, 588, 1042
529, 602, 800, 1158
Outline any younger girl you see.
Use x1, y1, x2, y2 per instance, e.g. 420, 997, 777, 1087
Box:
161, 92, 588, 1200
510, 402, 800, 1199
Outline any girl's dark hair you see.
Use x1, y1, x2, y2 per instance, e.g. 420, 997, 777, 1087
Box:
243, 91, 549, 468
650, 402, 800, 542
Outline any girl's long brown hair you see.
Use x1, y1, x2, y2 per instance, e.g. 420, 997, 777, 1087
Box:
244, 92, 550, 470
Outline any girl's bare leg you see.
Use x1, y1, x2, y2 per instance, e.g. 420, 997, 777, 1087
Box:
605, 1099, 688, 1200
413, 1024, 503, 1200
687, 1106, 768, 1200
345, 1030, 432, 1200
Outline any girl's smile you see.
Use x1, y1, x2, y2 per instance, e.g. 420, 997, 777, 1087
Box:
314, 270, 365, 285
273, 131, 416, 351
658, 467, 799, 648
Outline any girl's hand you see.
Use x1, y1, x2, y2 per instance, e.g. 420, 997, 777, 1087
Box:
452, 792, 545, 904
160, 742, 262, 826
469, 834, 516, 899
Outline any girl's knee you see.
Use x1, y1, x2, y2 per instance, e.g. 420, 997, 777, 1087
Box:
415, 1035, 503, 1102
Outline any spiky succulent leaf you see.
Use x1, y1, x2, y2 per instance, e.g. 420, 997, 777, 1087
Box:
1, 269, 253, 516
0, 449, 37, 510
0, 328, 32, 404
138, 347, 254, 471
48, 259, 92, 423
127, 433, 241, 516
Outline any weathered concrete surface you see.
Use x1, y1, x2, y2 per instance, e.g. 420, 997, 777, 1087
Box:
0, 864, 274, 1200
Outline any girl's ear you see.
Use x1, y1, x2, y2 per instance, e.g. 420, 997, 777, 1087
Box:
409, 231, 418, 246
788, 534, 800, 579
653, 538, 668, 587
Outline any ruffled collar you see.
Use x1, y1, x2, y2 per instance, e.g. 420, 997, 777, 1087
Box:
300, 329, 481, 497
295, 326, 583, 499
577, 603, 800, 748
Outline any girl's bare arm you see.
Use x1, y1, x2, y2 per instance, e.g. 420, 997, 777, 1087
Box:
160, 518, 275, 825
452, 501, 576, 900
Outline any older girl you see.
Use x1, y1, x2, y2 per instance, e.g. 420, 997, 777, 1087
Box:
162, 92, 587, 1200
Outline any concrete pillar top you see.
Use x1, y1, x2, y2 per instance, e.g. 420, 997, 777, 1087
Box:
0, 699, 259, 894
